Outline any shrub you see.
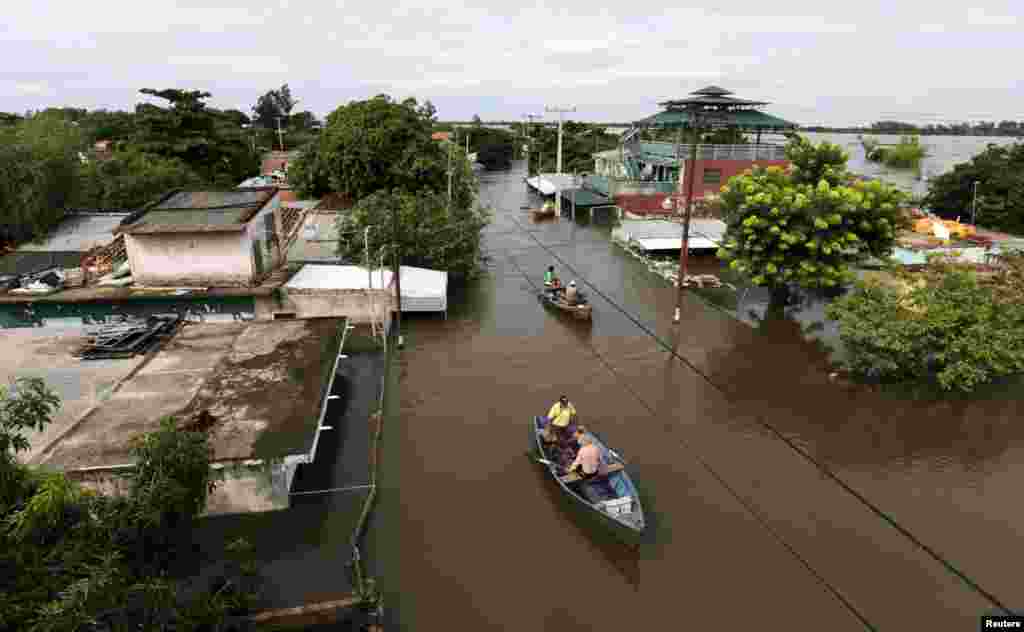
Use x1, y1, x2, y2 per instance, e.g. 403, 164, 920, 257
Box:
827, 257, 1024, 392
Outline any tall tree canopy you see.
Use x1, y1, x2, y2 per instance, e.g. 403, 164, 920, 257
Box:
923, 142, 1024, 234
291, 95, 459, 201
527, 121, 621, 176
717, 136, 908, 298
134, 88, 257, 187
292, 94, 489, 279
251, 84, 297, 130
0, 113, 82, 243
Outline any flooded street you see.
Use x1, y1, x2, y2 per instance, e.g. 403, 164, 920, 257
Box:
386, 161, 1022, 629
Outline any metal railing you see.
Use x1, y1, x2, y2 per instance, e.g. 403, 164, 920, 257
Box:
637, 142, 787, 161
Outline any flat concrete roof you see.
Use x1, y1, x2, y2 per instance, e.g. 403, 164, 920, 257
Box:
33, 318, 345, 470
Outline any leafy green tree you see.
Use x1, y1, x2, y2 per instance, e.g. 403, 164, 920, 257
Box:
337, 186, 490, 281
78, 150, 202, 209
716, 136, 907, 300
923, 142, 1024, 234
134, 88, 257, 187
292, 95, 457, 201
1, 378, 258, 631
528, 121, 621, 176
252, 84, 297, 130
0, 114, 83, 244
78, 109, 137, 145
827, 254, 1024, 392
467, 127, 515, 170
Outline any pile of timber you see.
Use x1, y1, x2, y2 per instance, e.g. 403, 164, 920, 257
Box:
74, 314, 182, 360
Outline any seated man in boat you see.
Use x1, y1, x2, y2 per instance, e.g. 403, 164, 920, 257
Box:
567, 431, 606, 480
564, 281, 579, 305
543, 266, 556, 287
547, 395, 577, 442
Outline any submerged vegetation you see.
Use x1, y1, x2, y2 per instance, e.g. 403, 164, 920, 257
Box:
827, 252, 1024, 392
1, 378, 260, 631
862, 135, 928, 169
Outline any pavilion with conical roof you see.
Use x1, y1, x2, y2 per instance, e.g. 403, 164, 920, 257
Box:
589, 85, 798, 217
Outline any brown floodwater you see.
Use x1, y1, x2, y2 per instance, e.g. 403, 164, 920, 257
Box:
384, 163, 1022, 630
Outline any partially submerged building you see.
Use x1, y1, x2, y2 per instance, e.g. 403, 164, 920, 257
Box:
116, 188, 287, 287
588, 86, 797, 218
9, 317, 351, 515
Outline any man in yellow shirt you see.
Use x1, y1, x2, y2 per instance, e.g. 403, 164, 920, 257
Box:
547, 395, 577, 441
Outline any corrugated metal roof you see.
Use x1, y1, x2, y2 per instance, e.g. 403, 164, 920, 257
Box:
16, 213, 129, 253
121, 188, 277, 234
613, 219, 726, 251
286, 265, 392, 291
559, 188, 611, 207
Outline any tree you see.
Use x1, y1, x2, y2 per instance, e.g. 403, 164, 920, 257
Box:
471, 114, 483, 127
923, 142, 1024, 234
827, 253, 1024, 392
466, 126, 516, 170
0, 113, 83, 244
716, 135, 908, 301
0, 378, 259, 631
291, 95, 458, 202
78, 150, 202, 210
134, 88, 257, 187
337, 186, 490, 281
252, 84, 297, 130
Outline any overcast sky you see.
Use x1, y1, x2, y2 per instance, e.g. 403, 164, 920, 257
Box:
3, 1, 1022, 127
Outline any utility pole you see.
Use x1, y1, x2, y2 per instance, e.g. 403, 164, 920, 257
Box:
525, 114, 541, 176
365, 227, 376, 339
392, 206, 403, 348
674, 114, 700, 324
545, 105, 576, 216
972, 180, 979, 225
275, 116, 285, 151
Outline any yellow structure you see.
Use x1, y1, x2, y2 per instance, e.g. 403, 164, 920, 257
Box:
912, 218, 975, 239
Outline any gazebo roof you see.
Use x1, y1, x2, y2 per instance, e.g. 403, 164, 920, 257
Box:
640, 85, 797, 130
637, 108, 796, 130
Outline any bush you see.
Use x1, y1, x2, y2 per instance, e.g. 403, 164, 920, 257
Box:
717, 136, 907, 294
923, 142, 1024, 233
826, 256, 1024, 392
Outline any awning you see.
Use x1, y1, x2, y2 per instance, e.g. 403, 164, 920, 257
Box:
559, 188, 612, 207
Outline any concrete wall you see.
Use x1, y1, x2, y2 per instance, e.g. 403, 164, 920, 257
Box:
254, 289, 395, 326
126, 232, 253, 287
248, 193, 285, 276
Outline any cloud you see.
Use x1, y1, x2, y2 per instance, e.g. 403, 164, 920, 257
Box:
966, 7, 1017, 26
0, 0, 1022, 126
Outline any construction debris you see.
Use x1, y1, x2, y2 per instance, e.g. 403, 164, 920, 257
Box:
74, 314, 182, 360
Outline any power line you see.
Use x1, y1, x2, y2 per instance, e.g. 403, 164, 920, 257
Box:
502, 213, 1012, 614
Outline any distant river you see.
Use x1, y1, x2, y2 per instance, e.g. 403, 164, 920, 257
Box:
783, 132, 1020, 198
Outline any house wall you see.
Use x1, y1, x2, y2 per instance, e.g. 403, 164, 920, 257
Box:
248, 193, 285, 276
125, 232, 253, 287
254, 289, 395, 325
679, 159, 790, 199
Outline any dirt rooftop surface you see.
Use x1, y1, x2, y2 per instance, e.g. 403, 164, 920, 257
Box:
36, 318, 344, 470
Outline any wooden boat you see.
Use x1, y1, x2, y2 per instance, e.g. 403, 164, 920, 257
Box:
539, 289, 592, 320
532, 203, 556, 219
531, 416, 645, 546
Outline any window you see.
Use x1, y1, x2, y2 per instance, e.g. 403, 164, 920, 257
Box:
702, 169, 722, 185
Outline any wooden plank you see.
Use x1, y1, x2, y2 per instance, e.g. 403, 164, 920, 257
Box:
559, 462, 624, 484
